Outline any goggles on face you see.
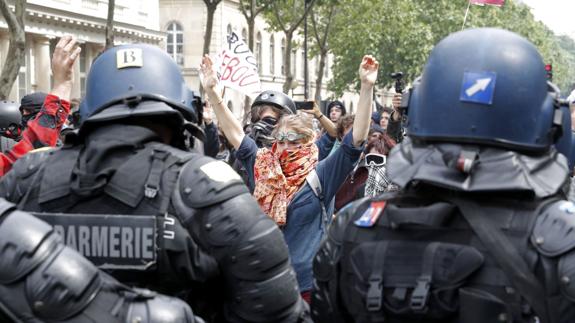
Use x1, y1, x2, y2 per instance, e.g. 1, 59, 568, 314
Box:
261, 116, 278, 126
275, 131, 305, 142
365, 153, 386, 166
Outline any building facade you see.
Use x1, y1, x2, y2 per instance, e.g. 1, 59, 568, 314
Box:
159, 0, 369, 120
0, 0, 164, 102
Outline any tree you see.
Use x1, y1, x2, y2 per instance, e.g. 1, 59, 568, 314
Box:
325, 0, 575, 95
105, 0, 115, 49
0, 0, 26, 99
263, 0, 317, 93
239, 0, 270, 53
203, 0, 223, 55
239, 0, 270, 114
309, 0, 338, 102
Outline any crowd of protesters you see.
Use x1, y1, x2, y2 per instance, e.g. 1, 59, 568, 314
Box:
2, 27, 575, 323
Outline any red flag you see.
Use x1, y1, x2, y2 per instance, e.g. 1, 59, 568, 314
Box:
470, 0, 505, 6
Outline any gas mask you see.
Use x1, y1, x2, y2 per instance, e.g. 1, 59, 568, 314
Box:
250, 116, 277, 148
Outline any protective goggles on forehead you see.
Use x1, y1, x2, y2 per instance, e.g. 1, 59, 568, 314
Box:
365, 153, 386, 166
275, 131, 305, 142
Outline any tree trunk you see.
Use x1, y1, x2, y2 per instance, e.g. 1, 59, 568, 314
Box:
203, 4, 216, 55
105, 0, 115, 49
314, 50, 327, 103
282, 32, 293, 94
0, 0, 26, 100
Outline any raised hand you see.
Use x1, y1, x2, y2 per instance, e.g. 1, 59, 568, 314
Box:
200, 54, 219, 93
51, 35, 81, 101
359, 55, 379, 86
52, 36, 81, 87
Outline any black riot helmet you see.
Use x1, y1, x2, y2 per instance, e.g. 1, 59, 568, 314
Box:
79, 44, 198, 135
251, 90, 296, 121
406, 28, 560, 152
0, 100, 22, 139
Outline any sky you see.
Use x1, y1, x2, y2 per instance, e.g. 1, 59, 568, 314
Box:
519, 0, 575, 39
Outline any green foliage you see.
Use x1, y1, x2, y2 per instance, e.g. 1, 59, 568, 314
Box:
322, 0, 575, 95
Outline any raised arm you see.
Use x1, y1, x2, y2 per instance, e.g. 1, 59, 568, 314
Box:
0, 36, 79, 176
300, 102, 337, 138
352, 55, 379, 147
200, 55, 245, 149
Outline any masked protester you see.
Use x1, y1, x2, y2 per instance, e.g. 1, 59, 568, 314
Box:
334, 128, 397, 211
201, 53, 376, 303
0, 40, 72, 176
19, 92, 48, 129
312, 28, 575, 323
0, 43, 310, 322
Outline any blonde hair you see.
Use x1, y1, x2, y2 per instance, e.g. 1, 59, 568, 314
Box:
272, 112, 315, 143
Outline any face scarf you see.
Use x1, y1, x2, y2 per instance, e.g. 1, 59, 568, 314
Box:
365, 164, 396, 197
253, 141, 318, 226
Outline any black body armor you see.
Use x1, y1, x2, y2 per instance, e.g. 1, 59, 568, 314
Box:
0, 124, 309, 323
312, 139, 575, 323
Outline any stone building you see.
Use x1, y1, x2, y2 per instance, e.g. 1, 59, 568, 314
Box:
159, 0, 367, 119
0, 0, 163, 101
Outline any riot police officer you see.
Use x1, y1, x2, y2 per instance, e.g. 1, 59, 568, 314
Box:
0, 44, 309, 322
312, 28, 575, 323
0, 198, 199, 322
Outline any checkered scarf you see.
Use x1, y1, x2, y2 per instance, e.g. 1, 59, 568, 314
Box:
365, 165, 396, 197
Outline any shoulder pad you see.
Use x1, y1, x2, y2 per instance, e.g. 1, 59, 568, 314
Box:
178, 156, 249, 208
10, 147, 54, 179
531, 200, 575, 257
332, 197, 371, 239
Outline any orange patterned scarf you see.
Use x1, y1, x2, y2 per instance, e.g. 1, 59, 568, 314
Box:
253, 142, 319, 226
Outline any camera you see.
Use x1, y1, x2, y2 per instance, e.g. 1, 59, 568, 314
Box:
390, 72, 404, 94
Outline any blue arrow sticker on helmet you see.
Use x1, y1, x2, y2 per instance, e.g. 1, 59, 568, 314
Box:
460, 71, 497, 105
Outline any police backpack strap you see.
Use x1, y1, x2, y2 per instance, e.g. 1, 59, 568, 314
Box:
306, 169, 328, 231
446, 197, 550, 323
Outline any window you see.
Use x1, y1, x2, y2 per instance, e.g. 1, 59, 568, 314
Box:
281, 38, 286, 76
324, 55, 329, 78
49, 39, 57, 88
255, 32, 262, 74
166, 21, 184, 66
269, 35, 275, 75
242, 28, 247, 42
226, 24, 232, 36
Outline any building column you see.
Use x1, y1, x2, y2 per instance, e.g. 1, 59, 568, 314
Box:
71, 47, 81, 99
0, 33, 8, 68
34, 37, 51, 93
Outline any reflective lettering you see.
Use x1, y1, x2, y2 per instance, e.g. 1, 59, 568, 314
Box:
37, 214, 157, 268
66, 225, 77, 251
78, 226, 91, 257
142, 228, 154, 259
92, 226, 108, 257
121, 227, 133, 258
135, 227, 141, 258
109, 226, 120, 258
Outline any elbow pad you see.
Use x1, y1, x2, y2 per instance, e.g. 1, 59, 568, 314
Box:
0, 198, 199, 323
